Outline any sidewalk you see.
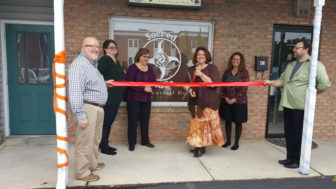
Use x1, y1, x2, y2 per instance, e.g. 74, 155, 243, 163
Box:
0, 136, 335, 189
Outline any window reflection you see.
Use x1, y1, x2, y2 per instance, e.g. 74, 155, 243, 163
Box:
17, 33, 51, 84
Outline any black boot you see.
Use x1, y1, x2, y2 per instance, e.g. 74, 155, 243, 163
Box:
231, 123, 242, 150
222, 141, 231, 148
189, 148, 197, 153
222, 122, 232, 148
193, 147, 206, 158
192, 147, 199, 156
231, 144, 239, 150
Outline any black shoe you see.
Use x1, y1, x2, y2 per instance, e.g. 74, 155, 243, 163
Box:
99, 145, 117, 151
189, 148, 196, 153
284, 162, 299, 169
222, 142, 231, 148
109, 146, 117, 151
129, 146, 135, 151
100, 148, 117, 155
193, 147, 206, 158
141, 143, 155, 148
231, 144, 239, 150
278, 159, 292, 165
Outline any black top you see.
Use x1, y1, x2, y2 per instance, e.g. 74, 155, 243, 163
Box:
98, 55, 125, 105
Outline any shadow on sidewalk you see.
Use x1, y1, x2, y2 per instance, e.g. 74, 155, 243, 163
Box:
42, 176, 336, 189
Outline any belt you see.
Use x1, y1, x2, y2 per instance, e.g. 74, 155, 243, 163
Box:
84, 101, 104, 108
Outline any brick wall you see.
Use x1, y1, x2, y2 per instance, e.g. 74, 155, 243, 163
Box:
64, 0, 336, 144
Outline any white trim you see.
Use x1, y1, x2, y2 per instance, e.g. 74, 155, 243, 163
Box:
108, 16, 114, 40
0, 20, 53, 136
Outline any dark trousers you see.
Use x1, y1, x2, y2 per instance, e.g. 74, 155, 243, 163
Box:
99, 104, 120, 149
283, 107, 304, 164
127, 101, 151, 147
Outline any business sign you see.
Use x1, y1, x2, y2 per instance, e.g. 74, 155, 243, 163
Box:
144, 32, 181, 81
128, 0, 202, 9
110, 17, 212, 102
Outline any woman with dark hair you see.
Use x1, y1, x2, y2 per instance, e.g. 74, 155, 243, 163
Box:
219, 52, 249, 150
184, 47, 224, 158
97, 39, 125, 155
125, 48, 156, 151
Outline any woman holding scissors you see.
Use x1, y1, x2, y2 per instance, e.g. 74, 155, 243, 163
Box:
184, 47, 224, 158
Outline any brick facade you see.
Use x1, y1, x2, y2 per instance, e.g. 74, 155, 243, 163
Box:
64, 0, 336, 144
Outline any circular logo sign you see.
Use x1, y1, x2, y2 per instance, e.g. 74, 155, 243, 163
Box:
144, 38, 181, 81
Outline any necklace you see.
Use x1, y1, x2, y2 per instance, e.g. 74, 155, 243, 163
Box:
136, 63, 148, 72
231, 69, 238, 75
196, 63, 207, 70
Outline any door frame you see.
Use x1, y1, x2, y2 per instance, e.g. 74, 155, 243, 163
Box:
265, 24, 313, 138
0, 20, 53, 136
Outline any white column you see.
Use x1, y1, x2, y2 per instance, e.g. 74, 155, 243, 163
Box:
54, 0, 68, 188
299, 0, 325, 175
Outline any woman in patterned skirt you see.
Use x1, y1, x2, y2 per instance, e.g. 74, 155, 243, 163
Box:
184, 47, 224, 158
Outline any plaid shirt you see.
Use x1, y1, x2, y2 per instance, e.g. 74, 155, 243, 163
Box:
68, 53, 108, 120
221, 69, 249, 104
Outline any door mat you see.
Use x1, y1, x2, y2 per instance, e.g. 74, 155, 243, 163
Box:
266, 138, 318, 149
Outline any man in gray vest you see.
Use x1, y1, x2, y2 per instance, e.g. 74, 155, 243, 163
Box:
265, 39, 331, 169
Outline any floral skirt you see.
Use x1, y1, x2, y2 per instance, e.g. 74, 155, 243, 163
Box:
186, 106, 224, 147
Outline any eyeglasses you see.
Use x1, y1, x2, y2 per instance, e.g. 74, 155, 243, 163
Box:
142, 55, 151, 59
106, 46, 118, 50
293, 47, 304, 50
85, 45, 101, 50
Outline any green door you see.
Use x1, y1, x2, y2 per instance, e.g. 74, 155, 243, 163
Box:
6, 24, 55, 135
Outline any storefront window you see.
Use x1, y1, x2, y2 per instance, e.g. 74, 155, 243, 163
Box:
110, 17, 213, 105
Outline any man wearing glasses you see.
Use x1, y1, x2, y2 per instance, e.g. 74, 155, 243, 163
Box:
68, 37, 112, 181
265, 39, 331, 169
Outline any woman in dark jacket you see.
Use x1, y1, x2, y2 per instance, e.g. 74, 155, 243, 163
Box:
97, 39, 125, 155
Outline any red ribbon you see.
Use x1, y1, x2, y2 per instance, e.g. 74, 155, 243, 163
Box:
109, 81, 266, 87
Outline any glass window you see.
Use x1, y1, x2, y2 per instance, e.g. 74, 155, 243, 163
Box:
110, 17, 213, 103
16, 33, 51, 84
128, 57, 133, 65
134, 39, 139, 48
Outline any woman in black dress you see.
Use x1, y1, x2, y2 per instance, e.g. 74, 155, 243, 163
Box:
219, 52, 249, 150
